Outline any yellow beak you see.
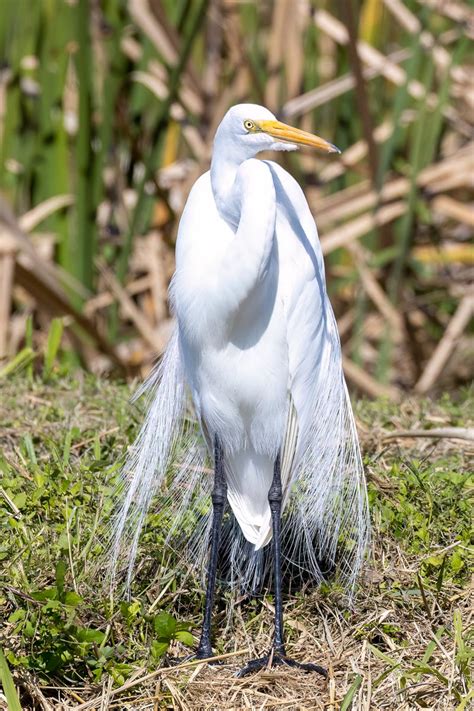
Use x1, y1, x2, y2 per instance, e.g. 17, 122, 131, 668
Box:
256, 119, 340, 154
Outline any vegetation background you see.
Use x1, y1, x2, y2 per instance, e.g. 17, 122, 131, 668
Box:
0, 0, 472, 709
0, 0, 472, 392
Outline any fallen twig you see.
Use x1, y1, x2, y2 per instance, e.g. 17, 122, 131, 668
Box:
383, 427, 474, 442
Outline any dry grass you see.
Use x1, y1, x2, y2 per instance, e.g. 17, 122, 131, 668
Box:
74, 568, 471, 711
69, 458, 472, 710
0, 378, 472, 710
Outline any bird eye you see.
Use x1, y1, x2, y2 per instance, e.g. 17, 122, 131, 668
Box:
244, 120, 255, 131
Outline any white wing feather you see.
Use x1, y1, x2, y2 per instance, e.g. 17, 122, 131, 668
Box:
110, 160, 369, 597
237, 161, 369, 591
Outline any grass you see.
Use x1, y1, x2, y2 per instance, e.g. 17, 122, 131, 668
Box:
0, 375, 472, 709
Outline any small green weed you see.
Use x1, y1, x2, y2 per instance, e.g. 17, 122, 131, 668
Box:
0, 379, 472, 707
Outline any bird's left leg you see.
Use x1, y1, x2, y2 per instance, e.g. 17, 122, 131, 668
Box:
167, 436, 226, 667
195, 434, 227, 659
237, 454, 327, 678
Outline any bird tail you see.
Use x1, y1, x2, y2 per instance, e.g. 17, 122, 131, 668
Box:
281, 302, 370, 597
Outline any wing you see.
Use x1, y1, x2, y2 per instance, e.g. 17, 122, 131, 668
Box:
265, 161, 370, 593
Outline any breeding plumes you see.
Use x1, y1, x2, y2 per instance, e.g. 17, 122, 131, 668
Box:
111, 104, 369, 676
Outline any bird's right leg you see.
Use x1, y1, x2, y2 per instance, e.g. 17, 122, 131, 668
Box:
237, 454, 327, 678
195, 434, 227, 659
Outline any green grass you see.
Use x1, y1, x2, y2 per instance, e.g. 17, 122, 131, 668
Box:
0, 377, 472, 708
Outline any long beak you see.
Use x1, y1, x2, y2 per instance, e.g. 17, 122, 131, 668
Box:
256, 119, 340, 154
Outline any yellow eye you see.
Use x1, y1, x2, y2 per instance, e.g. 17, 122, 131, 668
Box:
244, 119, 255, 131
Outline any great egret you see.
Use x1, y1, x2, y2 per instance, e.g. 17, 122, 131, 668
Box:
111, 104, 369, 676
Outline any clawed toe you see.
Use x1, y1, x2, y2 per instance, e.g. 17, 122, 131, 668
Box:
236, 651, 327, 678
235, 655, 269, 677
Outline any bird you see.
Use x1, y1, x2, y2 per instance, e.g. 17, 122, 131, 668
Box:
111, 103, 369, 677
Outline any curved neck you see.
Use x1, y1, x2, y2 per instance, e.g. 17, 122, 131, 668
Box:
210, 152, 242, 229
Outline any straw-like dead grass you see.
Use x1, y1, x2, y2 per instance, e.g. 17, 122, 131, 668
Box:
0, 378, 472, 710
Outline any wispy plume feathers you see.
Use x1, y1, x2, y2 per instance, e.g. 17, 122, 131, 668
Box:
109, 300, 369, 600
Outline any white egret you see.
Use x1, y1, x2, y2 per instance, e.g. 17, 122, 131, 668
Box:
111, 104, 369, 676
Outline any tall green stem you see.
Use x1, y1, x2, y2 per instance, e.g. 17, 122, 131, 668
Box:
75, 0, 94, 293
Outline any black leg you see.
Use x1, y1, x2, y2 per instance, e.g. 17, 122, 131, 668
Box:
196, 434, 227, 659
237, 454, 327, 678
269, 453, 285, 654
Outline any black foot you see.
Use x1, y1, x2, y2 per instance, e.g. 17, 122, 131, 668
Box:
195, 644, 214, 660
236, 651, 327, 678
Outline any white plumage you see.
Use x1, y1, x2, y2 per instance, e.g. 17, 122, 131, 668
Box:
111, 104, 369, 602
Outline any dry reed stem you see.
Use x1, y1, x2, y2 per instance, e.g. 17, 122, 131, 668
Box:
314, 9, 467, 133
383, 426, 474, 441
282, 49, 410, 119
383, 0, 470, 84
128, 0, 203, 112
415, 295, 474, 393
417, 0, 474, 35
412, 243, 474, 266
97, 262, 165, 353
265, 0, 289, 112
349, 243, 404, 338
432, 196, 474, 227
84, 276, 153, 316
342, 356, 402, 401
0, 203, 124, 367
315, 145, 474, 227
320, 202, 406, 255
18, 195, 75, 234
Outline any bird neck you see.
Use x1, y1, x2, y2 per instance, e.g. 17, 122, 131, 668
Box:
210, 153, 245, 230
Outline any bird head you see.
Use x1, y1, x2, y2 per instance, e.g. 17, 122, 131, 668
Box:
213, 104, 340, 162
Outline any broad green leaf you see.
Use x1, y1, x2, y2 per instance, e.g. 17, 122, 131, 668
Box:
151, 640, 170, 658
7, 610, 25, 624
13, 493, 26, 510
154, 612, 176, 641
63, 591, 83, 607
74, 628, 106, 644
175, 630, 195, 647
31, 587, 58, 602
